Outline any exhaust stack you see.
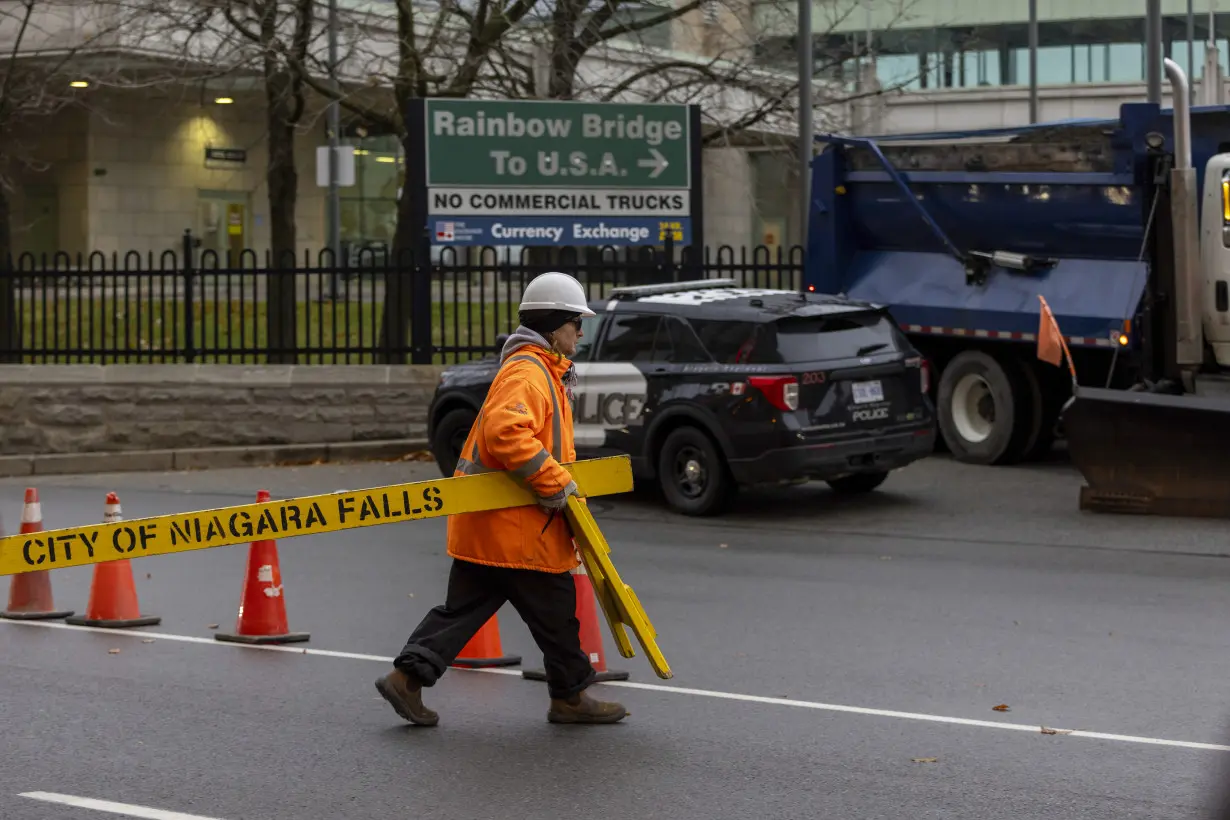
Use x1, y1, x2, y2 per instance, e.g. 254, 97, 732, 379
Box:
1163, 57, 1204, 382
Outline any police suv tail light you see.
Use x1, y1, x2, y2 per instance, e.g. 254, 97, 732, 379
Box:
907, 356, 931, 395
748, 376, 799, 412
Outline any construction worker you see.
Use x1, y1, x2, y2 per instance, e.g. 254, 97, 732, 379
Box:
375, 271, 628, 726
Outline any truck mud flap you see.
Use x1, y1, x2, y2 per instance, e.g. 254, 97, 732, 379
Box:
1064, 384, 1230, 518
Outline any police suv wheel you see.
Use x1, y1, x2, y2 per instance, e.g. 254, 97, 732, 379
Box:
657, 426, 733, 517
430, 407, 478, 477
825, 471, 889, 494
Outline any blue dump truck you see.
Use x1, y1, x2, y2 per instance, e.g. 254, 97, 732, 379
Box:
806, 59, 1230, 518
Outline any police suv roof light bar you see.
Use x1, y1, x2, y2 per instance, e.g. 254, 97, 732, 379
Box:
607, 279, 739, 300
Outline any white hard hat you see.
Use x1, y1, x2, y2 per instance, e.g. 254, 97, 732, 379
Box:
518, 271, 595, 317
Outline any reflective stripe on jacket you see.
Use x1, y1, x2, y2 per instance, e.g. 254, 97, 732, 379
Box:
446, 339, 581, 573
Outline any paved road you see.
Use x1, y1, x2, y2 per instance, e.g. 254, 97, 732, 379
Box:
2, 453, 1230, 819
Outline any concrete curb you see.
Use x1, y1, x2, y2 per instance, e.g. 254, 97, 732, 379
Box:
0, 439, 432, 478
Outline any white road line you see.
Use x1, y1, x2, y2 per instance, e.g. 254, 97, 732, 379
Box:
19, 791, 226, 819
7, 620, 1230, 754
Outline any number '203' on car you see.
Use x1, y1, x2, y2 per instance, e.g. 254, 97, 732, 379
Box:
427, 279, 938, 516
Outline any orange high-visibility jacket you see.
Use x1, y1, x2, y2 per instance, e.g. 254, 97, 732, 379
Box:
447, 340, 582, 573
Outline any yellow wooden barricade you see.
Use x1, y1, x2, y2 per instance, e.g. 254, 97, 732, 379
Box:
0, 455, 672, 678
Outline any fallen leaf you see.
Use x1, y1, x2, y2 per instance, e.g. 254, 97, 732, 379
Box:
911, 757, 938, 763
1040, 726, 1073, 735
719, 543, 729, 549
207, 624, 219, 630
108, 648, 121, 654
407, 593, 415, 598
141, 639, 155, 644
992, 704, 1010, 712
145, 573, 152, 580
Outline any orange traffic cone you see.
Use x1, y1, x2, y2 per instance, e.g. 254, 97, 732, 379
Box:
522, 560, 628, 683
66, 493, 161, 629
450, 613, 521, 668
214, 490, 309, 645
0, 488, 73, 621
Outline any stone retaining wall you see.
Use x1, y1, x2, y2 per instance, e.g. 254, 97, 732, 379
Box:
0, 365, 447, 461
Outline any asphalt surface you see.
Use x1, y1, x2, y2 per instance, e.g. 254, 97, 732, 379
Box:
2, 451, 1230, 819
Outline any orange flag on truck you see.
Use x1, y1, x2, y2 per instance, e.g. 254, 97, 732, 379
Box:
1037, 295, 1077, 382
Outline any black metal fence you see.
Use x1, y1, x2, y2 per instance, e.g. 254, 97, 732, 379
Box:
0, 231, 806, 365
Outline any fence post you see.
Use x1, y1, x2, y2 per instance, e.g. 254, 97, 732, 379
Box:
0, 251, 14, 363
663, 236, 677, 281
182, 229, 196, 364
409, 238, 432, 365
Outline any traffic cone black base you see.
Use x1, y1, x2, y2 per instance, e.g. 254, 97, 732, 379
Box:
0, 608, 74, 621
66, 614, 162, 628
215, 631, 311, 645
522, 667, 628, 682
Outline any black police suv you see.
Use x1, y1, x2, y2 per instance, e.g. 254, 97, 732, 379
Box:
427, 279, 937, 516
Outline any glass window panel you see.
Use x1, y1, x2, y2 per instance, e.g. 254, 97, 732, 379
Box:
1108, 42, 1144, 82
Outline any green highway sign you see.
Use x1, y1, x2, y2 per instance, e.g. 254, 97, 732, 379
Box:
424, 99, 691, 189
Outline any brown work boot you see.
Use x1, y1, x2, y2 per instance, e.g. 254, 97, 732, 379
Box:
548, 688, 628, 724
375, 668, 439, 726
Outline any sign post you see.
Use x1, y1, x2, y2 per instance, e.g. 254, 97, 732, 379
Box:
417, 99, 702, 251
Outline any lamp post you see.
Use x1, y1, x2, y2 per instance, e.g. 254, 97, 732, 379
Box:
797, 0, 813, 247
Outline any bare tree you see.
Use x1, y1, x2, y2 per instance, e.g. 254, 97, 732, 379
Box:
202, 0, 316, 362
479, 0, 927, 143
278, 0, 548, 360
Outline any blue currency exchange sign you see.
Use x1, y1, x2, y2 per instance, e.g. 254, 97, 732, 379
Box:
429, 216, 690, 247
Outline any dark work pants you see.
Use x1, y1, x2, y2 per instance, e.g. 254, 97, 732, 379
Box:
394, 557, 596, 701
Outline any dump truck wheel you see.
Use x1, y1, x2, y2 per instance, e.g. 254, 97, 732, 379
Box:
1009, 358, 1046, 461
936, 351, 1036, 465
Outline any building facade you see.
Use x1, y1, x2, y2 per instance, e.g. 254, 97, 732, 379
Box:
756, 0, 1230, 135
0, 0, 820, 263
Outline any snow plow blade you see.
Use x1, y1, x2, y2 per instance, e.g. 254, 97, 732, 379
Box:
1065, 384, 1230, 518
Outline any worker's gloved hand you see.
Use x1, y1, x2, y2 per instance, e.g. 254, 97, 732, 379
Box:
537, 480, 579, 513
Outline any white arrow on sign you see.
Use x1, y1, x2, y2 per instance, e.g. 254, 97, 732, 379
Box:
637, 148, 669, 179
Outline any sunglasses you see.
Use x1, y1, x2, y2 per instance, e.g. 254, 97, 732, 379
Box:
567, 317, 583, 330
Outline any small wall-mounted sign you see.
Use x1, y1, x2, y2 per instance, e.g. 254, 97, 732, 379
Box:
205, 147, 246, 163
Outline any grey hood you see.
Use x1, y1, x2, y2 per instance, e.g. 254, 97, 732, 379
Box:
498, 325, 578, 397
500, 326, 552, 363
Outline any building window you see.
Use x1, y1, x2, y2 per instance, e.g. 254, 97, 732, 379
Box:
761, 11, 1230, 93
337, 133, 402, 260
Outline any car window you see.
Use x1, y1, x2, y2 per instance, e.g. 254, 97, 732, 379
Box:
745, 311, 903, 364
687, 319, 759, 364
571, 314, 603, 362
655, 316, 712, 364
595, 314, 661, 362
